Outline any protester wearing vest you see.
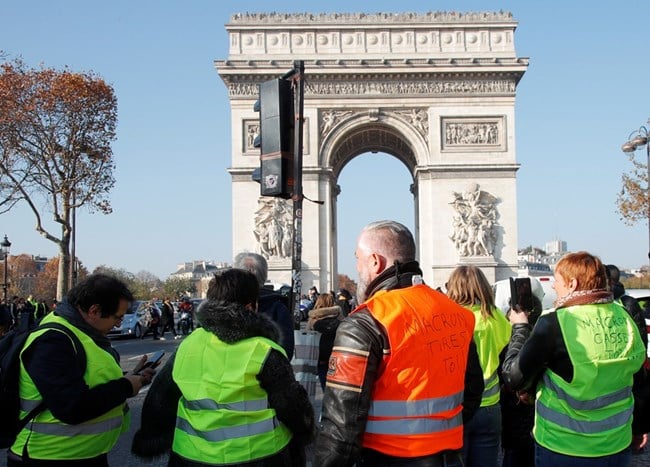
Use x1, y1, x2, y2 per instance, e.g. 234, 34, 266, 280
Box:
446, 265, 511, 467
8, 274, 154, 466
314, 220, 484, 467
131, 268, 314, 466
502, 252, 646, 466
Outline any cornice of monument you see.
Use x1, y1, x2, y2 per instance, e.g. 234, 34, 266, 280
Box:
217, 57, 528, 69
228, 11, 515, 25
222, 11, 524, 63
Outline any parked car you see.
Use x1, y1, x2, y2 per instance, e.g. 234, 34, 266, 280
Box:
107, 300, 160, 339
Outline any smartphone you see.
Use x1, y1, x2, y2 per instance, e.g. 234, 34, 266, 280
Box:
509, 277, 533, 312
136, 350, 165, 374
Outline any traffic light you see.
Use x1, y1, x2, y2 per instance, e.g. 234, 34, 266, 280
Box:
253, 79, 294, 198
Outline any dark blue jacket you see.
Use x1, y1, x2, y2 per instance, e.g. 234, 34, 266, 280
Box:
258, 288, 295, 360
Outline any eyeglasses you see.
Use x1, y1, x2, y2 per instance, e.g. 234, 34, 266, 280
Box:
112, 313, 125, 324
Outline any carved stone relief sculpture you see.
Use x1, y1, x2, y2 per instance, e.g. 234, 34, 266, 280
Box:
392, 108, 429, 142
244, 121, 260, 153
228, 79, 516, 98
254, 198, 293, 259
441, 117, 505, 151
320, 109, 354, 139
449, 183, 499, 257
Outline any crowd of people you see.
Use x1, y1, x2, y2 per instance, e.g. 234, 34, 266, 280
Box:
0, 295, 54, 337
2, 219, 649, 466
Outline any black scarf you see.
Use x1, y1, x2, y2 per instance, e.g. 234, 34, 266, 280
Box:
54, 300, 120, 363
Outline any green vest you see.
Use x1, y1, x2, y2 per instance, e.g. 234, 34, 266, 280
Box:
11, 313, 129, 460
172, 328, 292, 464
534, 302, 645, 457
467, 304, 511, 406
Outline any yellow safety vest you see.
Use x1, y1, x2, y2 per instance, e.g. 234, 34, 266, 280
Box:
466, 304, 511, 407
172, 328, 292, 464
11, 314, 129, 460
534, 303, 645, 457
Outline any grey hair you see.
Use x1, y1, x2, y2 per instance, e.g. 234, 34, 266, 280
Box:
233, 252, 268, 287
361, 220, 415, 263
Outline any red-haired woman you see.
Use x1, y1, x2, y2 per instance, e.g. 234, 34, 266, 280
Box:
502, 251, 646, 466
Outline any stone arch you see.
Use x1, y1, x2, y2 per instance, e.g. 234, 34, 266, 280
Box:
321, 110, 424, 178
216, 11, 528, 289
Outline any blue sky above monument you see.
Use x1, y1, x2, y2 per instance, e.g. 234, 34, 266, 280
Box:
1, 1, 649, 283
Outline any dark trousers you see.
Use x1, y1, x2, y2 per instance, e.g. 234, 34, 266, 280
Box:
359, 448, 464, 467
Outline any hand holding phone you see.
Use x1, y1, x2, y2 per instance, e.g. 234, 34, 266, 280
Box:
509, 277, 533, 313
134, 350, 164, 375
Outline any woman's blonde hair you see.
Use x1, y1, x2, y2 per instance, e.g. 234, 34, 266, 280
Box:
446, 265, 495, 319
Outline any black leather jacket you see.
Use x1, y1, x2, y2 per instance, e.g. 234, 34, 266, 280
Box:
313, 262, 484, 467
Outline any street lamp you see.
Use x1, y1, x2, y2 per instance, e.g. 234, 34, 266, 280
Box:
1, 234, 11, 303
621, 122, 650, 270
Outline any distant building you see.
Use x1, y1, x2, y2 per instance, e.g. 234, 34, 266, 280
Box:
517, 239, 569, 275
518, 260, 553, 277
170, 260, 230, 298
33, 255, 49, 272
545, 239, 567, 255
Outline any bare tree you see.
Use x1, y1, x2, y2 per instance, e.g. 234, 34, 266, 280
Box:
0, 59, 117, 299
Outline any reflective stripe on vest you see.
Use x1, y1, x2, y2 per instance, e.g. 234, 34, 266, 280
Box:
368, 391, 464, 418
367, 412, 463, 435
534, 303, 645, 457
183, 397, 269, 412
358, 285, 475, 457
366, 391, 464, 435
172, 328, 292, 464
11, 313, 127, 460
29, 415, 124, 437
537, 374, 633, 434
483, 371, 500, 400
176, 415, 282, 442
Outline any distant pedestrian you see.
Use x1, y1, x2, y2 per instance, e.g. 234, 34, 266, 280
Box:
142, 301, 161, 340
160, 298, 179, 340
234, 251, 295, 359
307, 293, 343, 390
176, 298, 194, 334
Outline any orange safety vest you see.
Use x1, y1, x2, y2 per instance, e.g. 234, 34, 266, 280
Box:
359, 285, 475, 457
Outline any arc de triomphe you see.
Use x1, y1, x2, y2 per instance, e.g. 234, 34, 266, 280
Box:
215, 11, 528, 290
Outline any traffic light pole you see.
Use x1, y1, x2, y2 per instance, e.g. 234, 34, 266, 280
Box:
290, 60, 305, 330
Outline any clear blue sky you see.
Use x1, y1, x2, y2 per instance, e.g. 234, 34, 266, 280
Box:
2, 1, 649, 284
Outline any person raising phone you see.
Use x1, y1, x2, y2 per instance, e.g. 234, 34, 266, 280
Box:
502, 251, 646, 466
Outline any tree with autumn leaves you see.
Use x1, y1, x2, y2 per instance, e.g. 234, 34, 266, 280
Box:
618, 123, 650, 229
0, 58, 117, 299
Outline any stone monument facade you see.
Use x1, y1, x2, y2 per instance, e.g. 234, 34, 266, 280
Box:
215, 11, 528, 288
